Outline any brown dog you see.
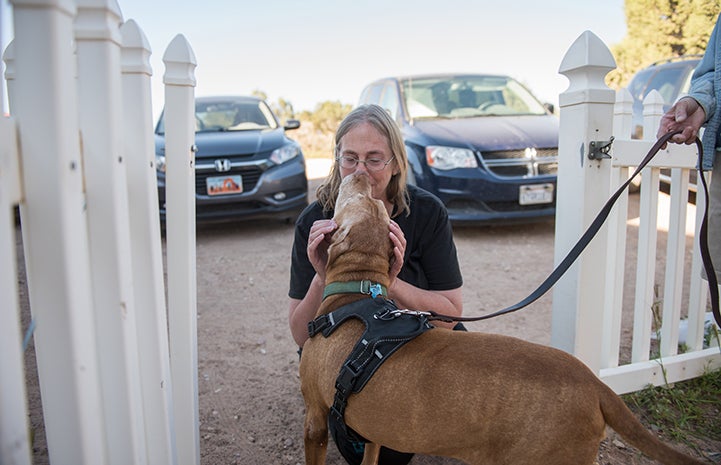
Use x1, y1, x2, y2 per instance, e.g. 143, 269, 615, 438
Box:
299, 172, 706, 465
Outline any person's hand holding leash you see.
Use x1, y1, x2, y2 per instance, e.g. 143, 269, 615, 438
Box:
657, 97, 707, 147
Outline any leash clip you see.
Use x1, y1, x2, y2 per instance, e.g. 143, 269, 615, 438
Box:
374, 308, 431, 321
588, 136, 614, 160
359, 280, 385, 298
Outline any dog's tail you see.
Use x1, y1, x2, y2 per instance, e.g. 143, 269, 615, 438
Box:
598, 383, 706, 465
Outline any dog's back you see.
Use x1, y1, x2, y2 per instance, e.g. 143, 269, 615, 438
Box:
340, 329, 705, 465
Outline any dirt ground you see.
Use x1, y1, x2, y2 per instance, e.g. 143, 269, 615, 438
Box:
16, 174, 719, 464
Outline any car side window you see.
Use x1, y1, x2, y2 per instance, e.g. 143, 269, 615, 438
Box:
360, 84, 384, 106
646, 67, 687, 104
379, 83, 400, 120
627, 67, 654, 100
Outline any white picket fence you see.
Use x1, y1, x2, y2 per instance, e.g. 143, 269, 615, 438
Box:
1, 0, 199, 464
2, 5, 721, 465
550, 31, 721, 394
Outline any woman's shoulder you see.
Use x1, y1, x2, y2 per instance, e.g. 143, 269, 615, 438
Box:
296, 201, 330, 228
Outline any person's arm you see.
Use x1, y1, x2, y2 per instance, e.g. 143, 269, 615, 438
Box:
388, 282, 462, 330
385, 218, 462, 328
288, 275, 325, 347
657, 17, 719, 144
288, 218, 337, 347
687, 19, 719, 120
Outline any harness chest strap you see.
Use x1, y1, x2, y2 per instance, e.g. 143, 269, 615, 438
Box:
308, 297, 433, 442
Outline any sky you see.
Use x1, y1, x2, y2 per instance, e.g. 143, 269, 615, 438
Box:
1, 0, 627, 120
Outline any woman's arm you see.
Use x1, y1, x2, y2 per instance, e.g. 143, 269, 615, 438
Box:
288, 218, 337, 347
288, 274, 325, 347
388, 282, 463, 330
387, 218, 463, 329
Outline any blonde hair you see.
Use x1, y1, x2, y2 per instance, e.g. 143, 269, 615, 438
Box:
316, 104, 410, 218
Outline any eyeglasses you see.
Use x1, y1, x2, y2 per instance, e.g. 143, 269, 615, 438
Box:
335, 156, 394, 172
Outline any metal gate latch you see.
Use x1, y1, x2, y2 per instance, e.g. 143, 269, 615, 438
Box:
588, 136, 614, 160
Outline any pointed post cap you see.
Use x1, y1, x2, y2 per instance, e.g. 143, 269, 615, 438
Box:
558, 31, 616, 106
120, 19, 152, 75
3, 40, 15, 81
10, 0, 75, 16
74, 0, 123, 44
162, 34, 197, 87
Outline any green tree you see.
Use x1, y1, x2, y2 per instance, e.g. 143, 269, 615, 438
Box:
607, 0, 719, 89
251, 89, 268, 101
301, 100, 353, 134
275, 97, 295, 121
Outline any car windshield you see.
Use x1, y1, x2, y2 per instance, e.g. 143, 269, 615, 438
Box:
401, 75, 548, 119
156, 99, 278, 134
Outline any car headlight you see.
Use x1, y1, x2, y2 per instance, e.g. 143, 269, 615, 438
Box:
426, 145, 478, 170
270, 142, 301, 165
155, 154, 166, 173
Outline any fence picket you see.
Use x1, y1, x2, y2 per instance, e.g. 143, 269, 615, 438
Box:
0, 114, 32, 465
162, 33, 200, 465
120, 18, 177, 465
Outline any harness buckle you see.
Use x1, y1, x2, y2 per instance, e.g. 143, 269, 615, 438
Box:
307, 314, 331, 338
335, 362, 361, 395
374, 308, 399, 320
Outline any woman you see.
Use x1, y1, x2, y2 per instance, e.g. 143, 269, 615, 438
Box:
288, 104, 463, 465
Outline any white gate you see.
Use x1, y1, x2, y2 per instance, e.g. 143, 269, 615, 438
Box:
1, 0, 199, 464
551, 31, 721, 394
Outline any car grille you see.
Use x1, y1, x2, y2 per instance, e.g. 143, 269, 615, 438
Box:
195, 165, 263, 195
480, 148, 558, 178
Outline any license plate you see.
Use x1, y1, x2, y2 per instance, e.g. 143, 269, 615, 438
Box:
207, 175, 243, 195
519, 183, 554, 205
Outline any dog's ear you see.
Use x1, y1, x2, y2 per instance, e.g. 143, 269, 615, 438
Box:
332, 224, 350, 246
329, 224, 352, 258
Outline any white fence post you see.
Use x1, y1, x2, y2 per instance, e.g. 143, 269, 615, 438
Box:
9, 0, 107, 463
162, 34, 200, 465
551, 31, 617, 373
74, 1, 147, 462
120, 17, 178, 465
0, 112, 32, 465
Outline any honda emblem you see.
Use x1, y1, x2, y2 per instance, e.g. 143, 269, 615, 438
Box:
214, 159, 232, 172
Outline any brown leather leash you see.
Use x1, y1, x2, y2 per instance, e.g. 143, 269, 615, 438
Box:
427, 130, 720, 328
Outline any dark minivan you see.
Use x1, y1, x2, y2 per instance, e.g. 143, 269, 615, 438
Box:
358, 74, 558, 224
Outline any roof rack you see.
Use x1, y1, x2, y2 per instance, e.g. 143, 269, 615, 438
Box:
648, 54, 703, 67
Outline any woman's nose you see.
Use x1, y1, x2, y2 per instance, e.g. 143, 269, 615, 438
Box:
354, 161, 369, 173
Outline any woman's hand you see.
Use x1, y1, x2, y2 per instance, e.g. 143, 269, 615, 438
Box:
388, 220, 406, 285
657, 97, 706, 147
307, 219, 337, 280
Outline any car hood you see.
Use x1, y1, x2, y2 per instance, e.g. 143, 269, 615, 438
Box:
155, 128, 289, 158
409, 115, 558, 150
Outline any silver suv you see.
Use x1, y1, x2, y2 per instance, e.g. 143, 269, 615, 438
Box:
627, 55, 701, 139
627, 56, 702, 194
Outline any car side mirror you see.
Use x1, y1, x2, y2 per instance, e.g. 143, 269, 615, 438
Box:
543, 103, 555, 115
284, 119, 301, 131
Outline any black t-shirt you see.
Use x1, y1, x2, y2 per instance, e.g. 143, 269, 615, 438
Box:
288, 184, 463, 299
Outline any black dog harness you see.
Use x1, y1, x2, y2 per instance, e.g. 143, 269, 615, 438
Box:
308, 296, 433, 442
